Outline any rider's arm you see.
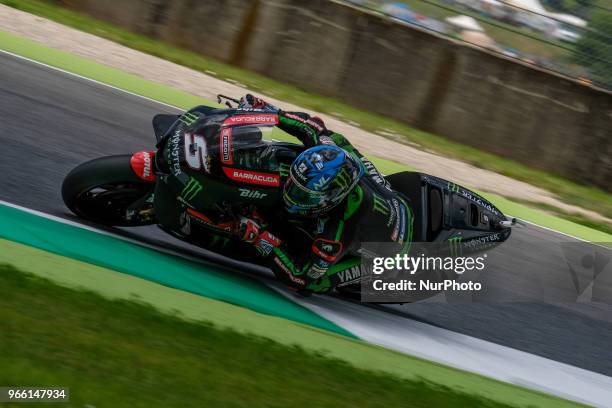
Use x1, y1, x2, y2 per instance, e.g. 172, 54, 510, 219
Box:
278, 112, 390, 189
236, 215, 347, 293
277, 111, 360, 155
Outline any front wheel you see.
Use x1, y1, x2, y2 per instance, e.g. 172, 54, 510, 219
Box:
62, 155, 156, 226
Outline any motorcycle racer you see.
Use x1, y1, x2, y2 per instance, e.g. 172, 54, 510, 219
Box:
231, 95, 414, 294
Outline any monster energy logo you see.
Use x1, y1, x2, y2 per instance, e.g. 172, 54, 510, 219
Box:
179, 112, 198, 126
333, 168, 352, 189
448, 236, 463, 257
181, 177, 203, 201
372, 195, 390, 216
278, 163, 290, 177
447, 182, 460, 193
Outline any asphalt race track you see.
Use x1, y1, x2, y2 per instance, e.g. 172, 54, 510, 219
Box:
1, 52, 612, 383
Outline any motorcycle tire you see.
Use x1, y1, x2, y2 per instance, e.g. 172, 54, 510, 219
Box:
62, 155, 156, 226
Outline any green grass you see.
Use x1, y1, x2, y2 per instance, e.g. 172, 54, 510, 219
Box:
0, 239, 586, 407
2, 0, 610, 228
509, 198, 612, 237
0, 263, 531, 408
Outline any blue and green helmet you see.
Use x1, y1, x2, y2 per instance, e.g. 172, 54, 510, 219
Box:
283, 145, 364, 217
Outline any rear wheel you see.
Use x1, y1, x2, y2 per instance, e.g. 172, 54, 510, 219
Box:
62, 155, 156, 226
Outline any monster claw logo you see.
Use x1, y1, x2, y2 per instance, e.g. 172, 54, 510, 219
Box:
181, 177, 203, 201
447, 182, 460, 193
179, 112, 199, 126
333, 168, 352, 189
372, 195, 390, 216
448, 236, 463, 257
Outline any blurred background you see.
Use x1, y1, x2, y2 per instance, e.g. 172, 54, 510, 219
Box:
49, 0, 611, 195
346, 0, 612, 90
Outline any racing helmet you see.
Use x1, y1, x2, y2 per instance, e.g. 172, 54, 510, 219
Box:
283, 145, 364, 217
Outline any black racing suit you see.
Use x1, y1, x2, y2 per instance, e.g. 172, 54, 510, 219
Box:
156, 107, 413, 293
266, 111, 414, 293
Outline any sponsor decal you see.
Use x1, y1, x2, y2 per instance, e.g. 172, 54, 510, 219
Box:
236, 107, 266, 112
447, 181, 460, 193
460, 190, 500, 216
307, 262, 328, 279
294, 163, 309, 182
333, 168, 352, 189
223, 114, 278, 126
238, 188, 268, 199
169, 128, 183, 177
220, 127, 233, 164
278, 163, 291, 177
181, 177, 203, 201
336, 265, 364, 285
312, 238, 343, 262
306, 118, 325, 133
283, 112, 307, 123
313, 175, 330, 189
256, 231, 281, 256
184, 133, 210, 172
463, 233, 501, 249
178, 112, 199, 126
130, 151, 156, 182
223, 167, 280, 187
387, 198, 399, 227
319, 135, 335, 145
398, 203, 407, 242
372, 194, 390, 216
448, 236, 463, 257
273, 257, 306, 286
362, 158, 391, 190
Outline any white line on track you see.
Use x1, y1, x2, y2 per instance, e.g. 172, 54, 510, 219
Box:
275, 287, 612, 407
0, 47, 604, 244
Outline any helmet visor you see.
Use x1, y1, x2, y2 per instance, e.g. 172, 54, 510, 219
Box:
283, 176, 328, 213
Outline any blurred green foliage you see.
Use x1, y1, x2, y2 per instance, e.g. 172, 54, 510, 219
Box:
573, 10, 612, 87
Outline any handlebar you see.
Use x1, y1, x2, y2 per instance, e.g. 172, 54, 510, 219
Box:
217, 94, 240, 108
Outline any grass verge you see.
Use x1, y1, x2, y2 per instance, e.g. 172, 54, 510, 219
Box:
2, 0, 611, 227
0, 238, 583, 407
0, 264, 518, 408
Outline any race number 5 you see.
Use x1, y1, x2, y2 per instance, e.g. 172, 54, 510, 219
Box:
184, 133, 208, 171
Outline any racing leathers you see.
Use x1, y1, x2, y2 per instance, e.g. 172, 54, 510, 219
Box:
246, 108, 414, 293
157, 102, 413, 294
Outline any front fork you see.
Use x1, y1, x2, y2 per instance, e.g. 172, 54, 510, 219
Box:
125, 151, 157, 223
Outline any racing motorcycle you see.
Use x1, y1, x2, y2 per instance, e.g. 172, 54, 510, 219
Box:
62, 95, 513, 296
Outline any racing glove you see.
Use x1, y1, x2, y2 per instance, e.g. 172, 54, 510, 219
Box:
239, 94, 279, 113
235, 216, 281, 256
